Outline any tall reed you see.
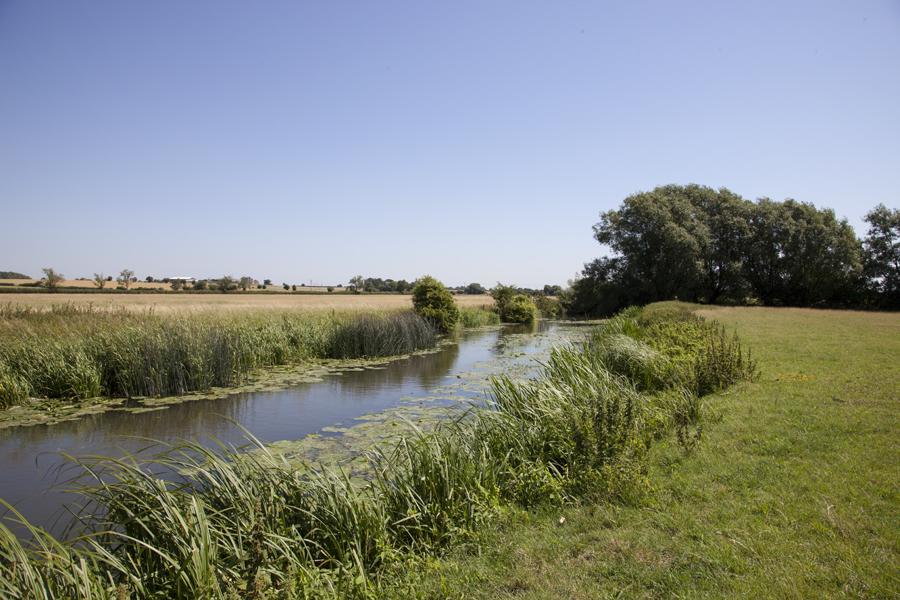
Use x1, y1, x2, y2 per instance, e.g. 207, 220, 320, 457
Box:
0, 306, 437, 406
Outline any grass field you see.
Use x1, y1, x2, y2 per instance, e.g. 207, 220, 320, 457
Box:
388, 305, 900, 598
0, 292, 493, 313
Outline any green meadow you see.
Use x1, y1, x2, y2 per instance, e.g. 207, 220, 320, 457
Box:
391, 305, 899, 598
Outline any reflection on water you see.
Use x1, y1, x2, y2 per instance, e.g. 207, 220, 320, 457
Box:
0, 323, 578, 536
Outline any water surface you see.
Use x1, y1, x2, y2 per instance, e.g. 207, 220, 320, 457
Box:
0, 322, 587, 536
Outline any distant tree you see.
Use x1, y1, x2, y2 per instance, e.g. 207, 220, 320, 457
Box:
395, 279, 412, 293
490, 283, 517, 315
863, 203, 900, 308
239, 276, 254, 291
542, 284, 563, 296
263, 279, 272, 287
282, 283, 289, 290
349, 275, 365, 293
0, 271, 30, 279
464, 282, 487, 295
145, 275, 154, 283
218, 275, 236, 293
41, 268, 64, 291
171, 279, 184, 291
327, 286, 334, 292
92, 273, 107, 289
193, 279, 208, 291
118, 269, 135, 290
291, 284, 297, 291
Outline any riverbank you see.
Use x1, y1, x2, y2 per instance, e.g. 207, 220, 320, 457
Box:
0, 303, 756, 598
390, 304, 900, 598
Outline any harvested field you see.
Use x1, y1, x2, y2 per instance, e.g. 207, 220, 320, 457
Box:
0, 292, 494, 313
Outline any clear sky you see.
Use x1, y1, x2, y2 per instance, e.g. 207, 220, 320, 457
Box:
1, 1, 898, 288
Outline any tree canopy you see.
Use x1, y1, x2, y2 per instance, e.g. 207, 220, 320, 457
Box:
567, 185, 890, 315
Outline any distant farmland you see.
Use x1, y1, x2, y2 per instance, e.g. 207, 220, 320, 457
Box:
0, 291, 494, 313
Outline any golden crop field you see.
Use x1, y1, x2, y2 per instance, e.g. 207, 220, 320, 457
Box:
0, 291, 494, 313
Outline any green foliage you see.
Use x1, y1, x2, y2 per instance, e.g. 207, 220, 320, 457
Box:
863, 203, 900, 308
499, 294, 538, 324
489, 283, 516, 316
533, 294, 563, 318
0, 272, 30, 279
457, 307, 501, 328
569, 185, 875, 315
464, 283, 486, 295
411, 276, 459, 333
0, 303, 755, 598
0, 306, 438, 404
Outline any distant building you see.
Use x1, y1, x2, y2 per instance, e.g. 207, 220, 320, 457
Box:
167, 276, 196, 283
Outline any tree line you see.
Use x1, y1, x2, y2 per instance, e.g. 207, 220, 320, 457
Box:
566, 184, 899, 315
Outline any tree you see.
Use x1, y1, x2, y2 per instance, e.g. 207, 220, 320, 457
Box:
218, 276, 236, 293
501, 294, 538, 323
193, 279, 208, 291
490, 283, 517, 315
464, 282, 487, 295
863, 204, 900, 308
41, 268, 64, 291
263, 279, 272, 287
743, 199, 862, 306
145, 275, 154, 283
412, 275, 459, 333
542, 284, 563, 296
349, 275, 365, 293
170, 279, 184, 291
593, 186, 707, 305
92, 273, 107, 289
118, 269, 135, 290
239, 276, 254, 291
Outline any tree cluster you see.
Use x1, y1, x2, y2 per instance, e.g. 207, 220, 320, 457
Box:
348, 276, 413, 293
567, 185, 898, 315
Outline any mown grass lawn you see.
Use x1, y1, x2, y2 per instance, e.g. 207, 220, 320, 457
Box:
390, 306, 899, 598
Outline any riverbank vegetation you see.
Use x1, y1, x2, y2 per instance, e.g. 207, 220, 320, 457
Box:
395, 305, 899, 598
0, 305, 437, 409
566, 185, 900, 315
0, 303, 755, 598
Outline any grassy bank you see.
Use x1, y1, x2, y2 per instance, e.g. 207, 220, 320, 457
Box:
391, 304, 900, 598
0, 305, 437, 408
0, 303, 753, 598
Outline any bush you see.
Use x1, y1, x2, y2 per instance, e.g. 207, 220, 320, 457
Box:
500, 294, 538, 324
411, 276, 459, 333
534, 295, 563, 318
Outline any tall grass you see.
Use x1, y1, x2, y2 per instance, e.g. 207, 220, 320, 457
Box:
0, 305, 436, 407
457, 307, 500, 328
0, 303, 756, 598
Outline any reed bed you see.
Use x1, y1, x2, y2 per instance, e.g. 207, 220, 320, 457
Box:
0, 303, 755, 598
0, 305, 436, 408
457, 306, 501, 328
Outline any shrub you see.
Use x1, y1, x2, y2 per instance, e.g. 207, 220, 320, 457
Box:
490, 283, 516, 315
534, 295, 563, 318
500, 294, 538, 323
411, 276, 459, 333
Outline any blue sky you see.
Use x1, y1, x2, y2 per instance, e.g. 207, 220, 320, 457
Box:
1, 1, 898, 288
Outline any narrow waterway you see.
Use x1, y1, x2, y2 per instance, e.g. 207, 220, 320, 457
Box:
0, 322, 588, 537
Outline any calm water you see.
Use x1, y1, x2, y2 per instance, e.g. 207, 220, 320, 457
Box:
0, 322, 583, 537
